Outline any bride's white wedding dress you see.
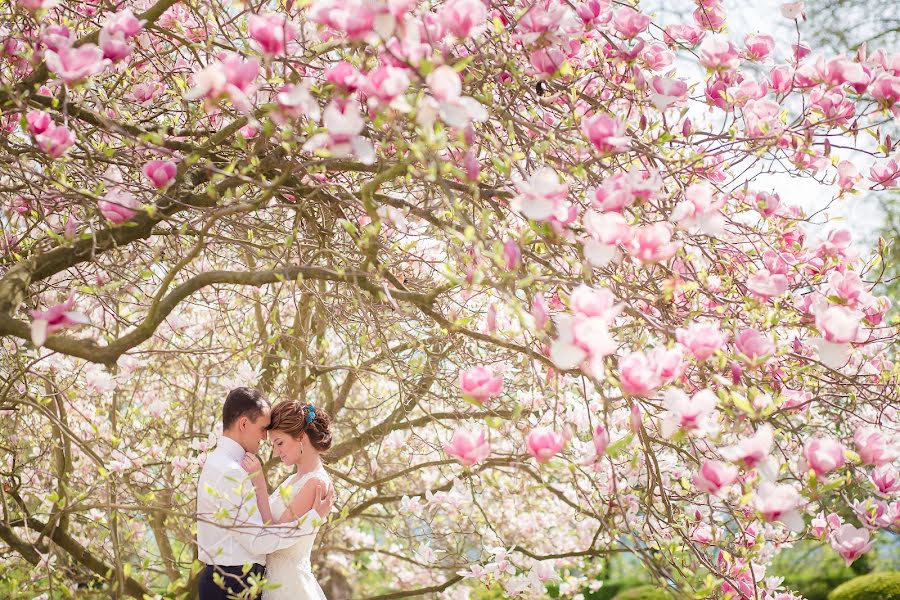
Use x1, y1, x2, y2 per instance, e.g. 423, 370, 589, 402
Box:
264, 464, 331, 600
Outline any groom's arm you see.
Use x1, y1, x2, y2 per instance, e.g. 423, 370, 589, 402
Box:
219, 466, 324, 555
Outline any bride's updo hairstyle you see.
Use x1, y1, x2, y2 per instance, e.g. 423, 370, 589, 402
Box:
268, 401, 333, 453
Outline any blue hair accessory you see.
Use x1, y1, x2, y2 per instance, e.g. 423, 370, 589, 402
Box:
306, 406, 316, 425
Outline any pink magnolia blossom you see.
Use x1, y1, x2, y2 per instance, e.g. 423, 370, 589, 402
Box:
631, 223, 679, 263
35, 123, 76, 158
26, 111, 51, 135
803, 437, 845, 476
812, 305, 862, 368
130, 81, 165, 104
439, 0, 488, 39
423, 66, 488, 129
512, 167, 569, 222
694, 460, 738, 495
142, 160, 177, 189
855, 427, 898, 466
854, 497, 895, 529
185, 52, 260, 114
671, 183, 725, 235
98, 10, 143, 62
810, 88, 856, 125
693, 3, 725, 30
443, 429, 491, 466
551, 313, 617, 377
660, 388, 718, 438
754, 482, 804, 531
303, 100, 375, 165
526, 427, 566, 463
40, 24, 71, 53
532, 294, 549, 330
309, 0, 378, 41
747, 269, 789, 298
829, 270, 866, 304
830, 524, 875, 566
870, 465, 900, 495
734, 329, 775, 363
484, 303, 497, 334
649, 76, 688, 110
811, 511, 843, 538
426, 66, 462, 102
612, 7, 650, 38
104, 9, 144, 38
576, 0, 610, 24
582, 113, 630, 154
569, 285, 619, 319
45, 43, 107, 84
869, 159, 900, 188
363, 65, 410, 110
325, 62, 363, 92
722, 424, 773, 468
863, 295, 891, 326
273, 82, 321, 124
651, 346, 685, 384
248, 13, 298, 56
528, 47, 567, 78
99, 28, 131, 62
691, 523, 714, 544
743, 99, 782, 137
676, 321, 728, 361
836, 160, 860, 191
664, 23, 705, 47
459, 366, 503, 403
98, 188, 141, 225
17, 0, 58, 12
641, 42, 674, 71
464, 150, 480, 181
822, 56, 869, 90
592, 425, 609, 458
870, 74, 900, 107
780, 1, 806, 20
629, 404, 642, 433
502, 239, 521, 270
698, 35, 741, 71
590, 180, 634, 213
618, 351, 662, 396
583, 211, 632, 267
29, 294, 89, 347
744, 33, 775, 61
770, 64, 795, 93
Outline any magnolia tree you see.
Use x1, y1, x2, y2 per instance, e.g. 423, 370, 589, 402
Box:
0, 0, 898, 598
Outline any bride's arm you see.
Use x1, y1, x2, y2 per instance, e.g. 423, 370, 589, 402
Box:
240, 453, 274, 524
273, 477, 331, 525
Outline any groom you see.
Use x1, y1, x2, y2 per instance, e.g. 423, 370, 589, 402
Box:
197, 387, 334, 600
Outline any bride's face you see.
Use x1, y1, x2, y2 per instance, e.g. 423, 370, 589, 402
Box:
269, 429, 305, 465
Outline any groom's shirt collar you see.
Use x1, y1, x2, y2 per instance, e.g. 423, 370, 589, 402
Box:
217, 435, 246, 462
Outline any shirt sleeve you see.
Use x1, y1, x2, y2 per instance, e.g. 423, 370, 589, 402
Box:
216, 465, 325, 556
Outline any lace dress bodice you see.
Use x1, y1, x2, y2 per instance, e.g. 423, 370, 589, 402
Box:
263, 465, 330, 600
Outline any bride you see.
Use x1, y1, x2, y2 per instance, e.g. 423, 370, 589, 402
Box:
241, 401, 334, 600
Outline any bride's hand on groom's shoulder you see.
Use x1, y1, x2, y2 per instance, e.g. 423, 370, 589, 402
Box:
239, 453, 266, 490
312, 481, 335, 517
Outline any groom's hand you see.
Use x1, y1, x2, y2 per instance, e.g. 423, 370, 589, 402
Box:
312, 482, 334, 517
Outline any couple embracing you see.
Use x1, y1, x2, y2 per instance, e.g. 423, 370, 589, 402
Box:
196, 387, 335, 599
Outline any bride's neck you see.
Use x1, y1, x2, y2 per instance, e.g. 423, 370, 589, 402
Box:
294, 453, 321, 474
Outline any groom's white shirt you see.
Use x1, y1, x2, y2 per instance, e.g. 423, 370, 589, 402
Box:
196, 436, 322, 566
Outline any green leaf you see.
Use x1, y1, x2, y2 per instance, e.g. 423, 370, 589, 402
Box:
606, 434, 633, 458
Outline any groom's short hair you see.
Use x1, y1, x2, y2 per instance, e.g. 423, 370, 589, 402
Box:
222, 387, 270, 430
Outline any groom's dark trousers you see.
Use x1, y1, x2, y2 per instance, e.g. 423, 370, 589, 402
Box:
199, 563, 265, 599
